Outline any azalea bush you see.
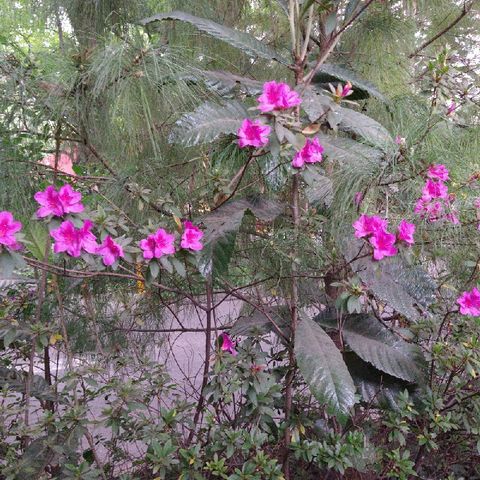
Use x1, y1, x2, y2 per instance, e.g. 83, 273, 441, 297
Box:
1, 0, 480, 479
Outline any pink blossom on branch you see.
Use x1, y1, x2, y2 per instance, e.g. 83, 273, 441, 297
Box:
292, 138, 324, 168
369, 230, 398, 261
139, 229, 176, 260
97, 236, 124, 266
457, 287, 480, 316
397, 220, 415, 245
421, 179, 448, 201
219, 333, 238, 356
395, 135, 406, 146
50, 219, 98, 257
34, 184, 84, 218
427, 164, 449, 182
257, 81, 301, 113
237, 119, 271, 148
353, 214, 388, 239
0, 211, 22, 251
181, 221, 203, 251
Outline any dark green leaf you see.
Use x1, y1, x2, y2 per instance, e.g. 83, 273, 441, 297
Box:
343, 352, 415, 410
301, 87, 334, 122
197, 70, 264, 96
302, 168, 333, 207
170, 101, 247, 147
336, 106, 394, 149
140, 11, 289, 64
342, 239, 436, 321
230, 306, 291, 337
0, 367, 57, 402
295, 315, 356, 420
311, 63, 387, 102
340, 314, 427, 382
199, 197, 283, 278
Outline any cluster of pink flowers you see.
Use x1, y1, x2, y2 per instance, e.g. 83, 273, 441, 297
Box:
353, 214, 415, 261
237, 81, 301, 149
457, 287, 480, 316
34, 184, 84, 218
257, 80, 302, 113
236, 81, 326, 170
0, 211, 22, 251
139, 221, 204, 260
292, 138, 324, 169
29, 183, 204, 268
414, 164, 459, 224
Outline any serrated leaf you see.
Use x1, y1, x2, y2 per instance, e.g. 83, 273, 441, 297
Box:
170, 101, 248, 147
336, 106, 394, 149
343, 239, 436, 321
230, 306, 290, 337
140, 11, 289, 64
295, 315, 356, 420
301, 87, 334, 122
302, 168, 333, 207
199, 197, 283, 279
197, 70, 264, 96
312, 63, 387, 102
343, 352, 415, 410
316, 132, 383, 167
335, 314, 427, 382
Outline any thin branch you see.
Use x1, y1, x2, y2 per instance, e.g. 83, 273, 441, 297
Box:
408, 1, 475, 58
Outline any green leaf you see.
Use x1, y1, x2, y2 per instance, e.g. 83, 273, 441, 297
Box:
343, 352, 415, 410
342, 239, 436, 321
312, 63, 387, 102
140, 11, 290, 64
336, 106, 394, 149
295, 315, 356, 420
0, 367, 57, 402
170, 101, 248, 147
337, 314, 426, 382
199, 197, 283, 278
0, 275, 35, 290
301, 87, 334, 122
230, 306, 291, 337
196, 70, 264, 96
302, 168, 333, 208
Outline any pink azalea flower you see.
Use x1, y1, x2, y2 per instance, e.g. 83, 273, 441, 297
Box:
34, 184, 84, 218
369, 230, 398, 261
395, 135, 406, 145
181, 221, 204, 251
219, 333, 238, 356
237, 119, 271, 148
292, 138, 324, 168
427, 164, 449, 182
139, 228, 175, 260
445, 212, 460, 225
0, 211, 22, 250
50, 220, 97, 257
77, 220, 98, 254
457, 287, 480, 316
474, 198, 480, 209
353, 214, 388, 239
96, 236, 124, 266
34, 186, 64, 218
397, 219, 415, 245
58, 184, 84, 214
257, 81, 301, 113
421, 179, 448, 201
340, 81, 353, 98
